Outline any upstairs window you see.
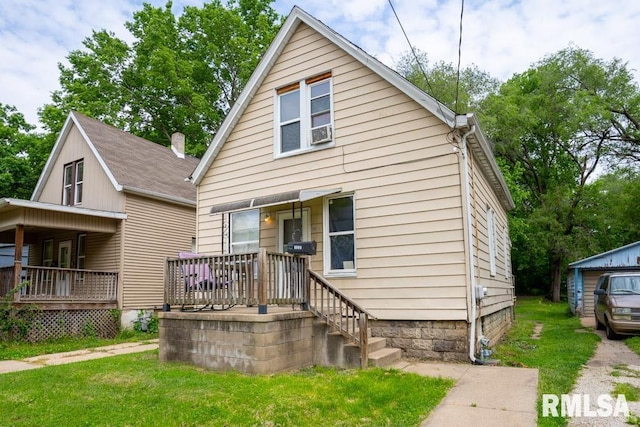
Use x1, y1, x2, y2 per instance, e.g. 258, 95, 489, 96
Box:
63, 159, 84, 206
276, 72, 333, 156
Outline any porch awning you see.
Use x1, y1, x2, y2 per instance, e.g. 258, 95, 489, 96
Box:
209, 188, 342, 214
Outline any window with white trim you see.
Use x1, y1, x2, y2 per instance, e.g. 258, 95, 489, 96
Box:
487, 207, 496, 276
43, 239, 54, 267
275, 72, 333, 156
230, 210, 259, 253
324, 194, 356, 275
77, 234, 86, 270
63, 159, 84, 206
503, 225, 510, 279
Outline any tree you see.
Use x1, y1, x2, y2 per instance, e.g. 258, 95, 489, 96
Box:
0, 105, 47, 199
481, 47, 640, 301
42, 0, 282, 157
395, 49, 500, 113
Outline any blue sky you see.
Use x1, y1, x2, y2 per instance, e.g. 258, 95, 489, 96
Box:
2, 0, 639, 126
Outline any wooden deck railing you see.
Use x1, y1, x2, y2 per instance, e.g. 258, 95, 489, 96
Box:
308, 270, 372, 369
164, 250, 373, 367
1, 266, 118, 302
164, 249, 308, 309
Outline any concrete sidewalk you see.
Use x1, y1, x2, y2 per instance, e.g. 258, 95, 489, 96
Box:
393, 360, 539, 427
0, 339, 159, 374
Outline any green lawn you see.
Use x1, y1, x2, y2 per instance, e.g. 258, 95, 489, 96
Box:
0, 330, 159, 360
0, 350, 453, 426
493, 297, 600, 427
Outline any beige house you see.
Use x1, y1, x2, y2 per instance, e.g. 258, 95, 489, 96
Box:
0, 112, 198, 338
184, 7, 515, 363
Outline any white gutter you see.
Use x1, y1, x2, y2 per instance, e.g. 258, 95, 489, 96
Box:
461, 126, 480, 363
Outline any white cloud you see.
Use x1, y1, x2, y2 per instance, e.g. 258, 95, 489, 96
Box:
1, 0, 639, 127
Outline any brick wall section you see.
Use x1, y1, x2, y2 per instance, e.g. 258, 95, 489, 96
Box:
370, 320, 469, 362
480, 306, 512, 346
159, 310, 314, 374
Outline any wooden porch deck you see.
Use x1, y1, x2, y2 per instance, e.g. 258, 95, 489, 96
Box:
0, 265, 118, 305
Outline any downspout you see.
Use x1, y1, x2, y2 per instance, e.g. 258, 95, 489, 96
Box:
461, 125, 481, 364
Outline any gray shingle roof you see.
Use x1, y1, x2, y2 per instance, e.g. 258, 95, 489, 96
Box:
73, 112, 199, 203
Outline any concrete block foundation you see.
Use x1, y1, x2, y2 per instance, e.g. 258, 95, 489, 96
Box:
159, 309, 315, 374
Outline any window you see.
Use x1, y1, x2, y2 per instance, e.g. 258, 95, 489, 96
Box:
276, 72, 333, 156
487, 207, 496, 277
324, 194, 355, 275
230, 210, 259, 253
503, 225, 510, 279
77, 234, 86, 270
63, 159, 84, 206
43, 239, 54, 267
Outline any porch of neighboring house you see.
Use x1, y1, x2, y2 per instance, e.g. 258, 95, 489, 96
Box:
160, 249, 400, 374
0, 199, 124, 341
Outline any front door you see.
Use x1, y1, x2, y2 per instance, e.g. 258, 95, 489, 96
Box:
56, 240, 72, 296
277, 209, 310, 252
276, 209, 310, 298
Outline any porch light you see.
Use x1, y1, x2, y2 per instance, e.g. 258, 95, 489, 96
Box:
263, 213, 271, 223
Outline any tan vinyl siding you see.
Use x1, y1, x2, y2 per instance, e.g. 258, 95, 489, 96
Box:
84, 230, 121, 272
121, 194, 195, 309
468, 150, 514, 315
36, 124, 124, 212
197, 23, 468, 321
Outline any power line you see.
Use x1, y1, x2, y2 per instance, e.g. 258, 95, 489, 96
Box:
387, 0, 452, 129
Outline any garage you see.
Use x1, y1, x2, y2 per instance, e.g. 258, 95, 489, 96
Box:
567, 241, 640, 316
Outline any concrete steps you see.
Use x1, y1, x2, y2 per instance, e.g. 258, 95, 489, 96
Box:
312, 318, 402, 368
340, 332, 402, 368
368, 347, 402, 367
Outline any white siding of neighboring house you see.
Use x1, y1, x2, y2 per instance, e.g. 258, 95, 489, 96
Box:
197, 22, 470, 321
121, 193, 195, 309
35, 124, 124, 212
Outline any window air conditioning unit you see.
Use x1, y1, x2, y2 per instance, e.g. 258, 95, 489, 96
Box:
310, 124, 332, 145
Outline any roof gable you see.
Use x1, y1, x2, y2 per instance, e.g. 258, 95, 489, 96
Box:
191, 6, 456, 185
190, 6, 514, 211
32, 112, 199, 205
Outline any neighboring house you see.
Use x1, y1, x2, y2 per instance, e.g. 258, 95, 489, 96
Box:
0, 112, 199, 338
568, 241, 640, 317
186, 7, 515, 362
0, 244, 28, 268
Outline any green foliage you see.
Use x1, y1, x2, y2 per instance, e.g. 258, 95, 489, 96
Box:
81, 321, 98, 339
396, 48, 500, 113
493, 297, 600, 426
0, 356, 452, 426
133, 310, 159, 334
0, 104, 49, 198
0, 283, 41, 342
481, 46, 640, 299
612, 382, 640, 402
43, 0, 282, 157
